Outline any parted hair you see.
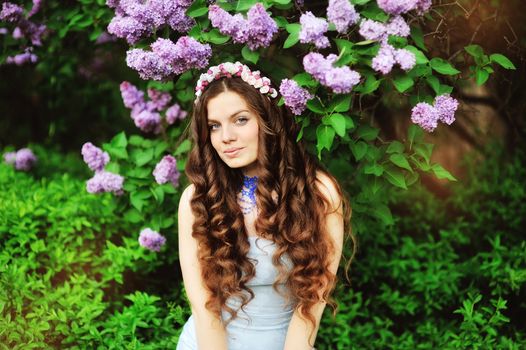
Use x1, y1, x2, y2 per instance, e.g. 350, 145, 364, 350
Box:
185, 75, 355, 345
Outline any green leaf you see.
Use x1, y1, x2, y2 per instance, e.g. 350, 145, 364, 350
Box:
328, 113, 347, 137
392, 75, 414, 93
356, 125, 379, 141
329, 95, 352, 112
207, 29, 229, 44
464, 44, 484, 58
236, 0, 258, 11
356, 74, 380, 95
426, 75, 440, 95
124, 209, 143, 224
285, 23, 301, 34
175, 139, 191, 156
405, 45, 428, 64
372, 204, 394, 225
475, 67, 490, 85
410, 26, 427, 52
306, 99, 326, 114
386, 141, 404, 154
316, 125, 336, 151
490, 53, 516, 70
241, 45, 259, 64
414, 143, 434, 164
429, 58, 461, 75
110, 131, 128, 148
364, 162, 384, 176
283, 31, 299, 49
133, 149, 154, 167
389, 154, 413, 172
384, 167, 407, 189
292, 72, 317, 88
407, 124, 423, 148
151, 186, 165, 204
431, 163, 457, 181
334, 38, 354, 54
350, 141, 368, 161
186, 4, 208, 18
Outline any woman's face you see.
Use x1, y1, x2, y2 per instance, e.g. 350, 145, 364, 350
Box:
206, 90, 260, 176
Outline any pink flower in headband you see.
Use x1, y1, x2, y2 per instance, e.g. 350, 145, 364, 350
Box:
194, 61, 278, 103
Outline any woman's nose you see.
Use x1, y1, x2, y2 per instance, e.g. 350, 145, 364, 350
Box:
221, 125, 237, 142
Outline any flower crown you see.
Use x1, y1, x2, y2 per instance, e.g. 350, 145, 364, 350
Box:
194, 61, 278, 103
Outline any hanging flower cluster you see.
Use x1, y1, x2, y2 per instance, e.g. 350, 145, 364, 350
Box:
106, 0, 194, 45
303, 52, 361, 94
3, 148, 37, 171
377, 0, 432, 16
411, 94, 459, 132
208, 3, 278, 50
81, 142, 124, 195
120, 81, 187, 134
153, 155, 180, 187
0, 1, 47, 65
126, 36, 212, 80
279, 79, 313, 116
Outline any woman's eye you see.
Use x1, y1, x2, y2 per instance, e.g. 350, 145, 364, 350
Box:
209, 124, 219, 131
236, 117, 248, 124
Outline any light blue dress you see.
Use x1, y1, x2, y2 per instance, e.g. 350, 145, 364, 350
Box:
177, 236, 296, 350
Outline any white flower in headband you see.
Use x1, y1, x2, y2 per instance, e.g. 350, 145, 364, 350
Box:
194, 61, 278, 103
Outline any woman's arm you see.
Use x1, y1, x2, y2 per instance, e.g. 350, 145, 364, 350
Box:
283, 172, 345, 350
178, 184, 228, 350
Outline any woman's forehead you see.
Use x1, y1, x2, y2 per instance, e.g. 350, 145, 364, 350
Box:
207, 91, 253, 121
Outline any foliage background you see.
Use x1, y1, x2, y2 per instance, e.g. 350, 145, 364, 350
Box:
1, 0, 525, 349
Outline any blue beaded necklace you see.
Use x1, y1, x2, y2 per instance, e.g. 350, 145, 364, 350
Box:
238, 175, 258, 215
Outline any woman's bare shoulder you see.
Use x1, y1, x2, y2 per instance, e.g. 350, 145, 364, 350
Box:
315, 170, 342, 212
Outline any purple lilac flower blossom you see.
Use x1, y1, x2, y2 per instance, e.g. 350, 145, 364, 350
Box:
279, 79, 313, 115
120, 81, 146, 109
3, 151, 16, 164
27, 0, 42, 18
81, 142, 110, 172
246, 3, 278, 50
386, 15, 410, 37
149, 36, 212, 75
166, 6, 194, 33
95, 31, 118, 44
133, 109, 162, 133
327, 0, 359, 33
0, 2, 24, 23
303, 53, 361, 93
86, 171, 124, 195
138, 228, 166, 252
12, 26, 23, 39
299, 11, 329, 49
125, 48, 172, 80
324, 67, 361, 94
208, 5, 249, 44
415, 0, 432, 14
6, 51, 38, 65
153, 155, 180, 186
394, 48, 416, 71
377, 0, 417, 15
434, 94, 459, 125
14, 148, 37, 171
359, 19, 386, 41
147, 88, 172, 111
166, 103, 187, 124
106, 0, 120, 9
372, 44, 396, 74
0, 27, 8, 35
107, 15, 150, 45
411, 102, 439, 132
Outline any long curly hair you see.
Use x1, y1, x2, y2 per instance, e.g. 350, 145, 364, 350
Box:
185, 75, 355, 344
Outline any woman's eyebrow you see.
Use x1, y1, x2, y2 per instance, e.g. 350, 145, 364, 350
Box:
207, 109, 250, 123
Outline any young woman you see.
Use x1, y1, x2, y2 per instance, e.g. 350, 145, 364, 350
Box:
176, 62, 354, 350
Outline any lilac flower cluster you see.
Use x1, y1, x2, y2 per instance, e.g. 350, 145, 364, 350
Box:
327, 0, 360, 34
299, 11, 329, 49
1, 1, 47, 65
279, 79, 313, 115
138, 228, 166, 252
3, 148, 37, 171
126, 36, 212, 80
411, 94, 459, 132
153, 155, 180, 187
120, 81, 187, 134
81, 142, 124, 195
303, 53, 361, 94
106, 0, 194, 45
377, 0, 432, 16
359, 16, 416, 74
208, 3, 278, 50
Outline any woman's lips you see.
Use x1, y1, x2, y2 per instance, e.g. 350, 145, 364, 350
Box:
224, 147, 243, 157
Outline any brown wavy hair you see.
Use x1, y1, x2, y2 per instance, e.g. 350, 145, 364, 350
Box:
185, 75, 356, 345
